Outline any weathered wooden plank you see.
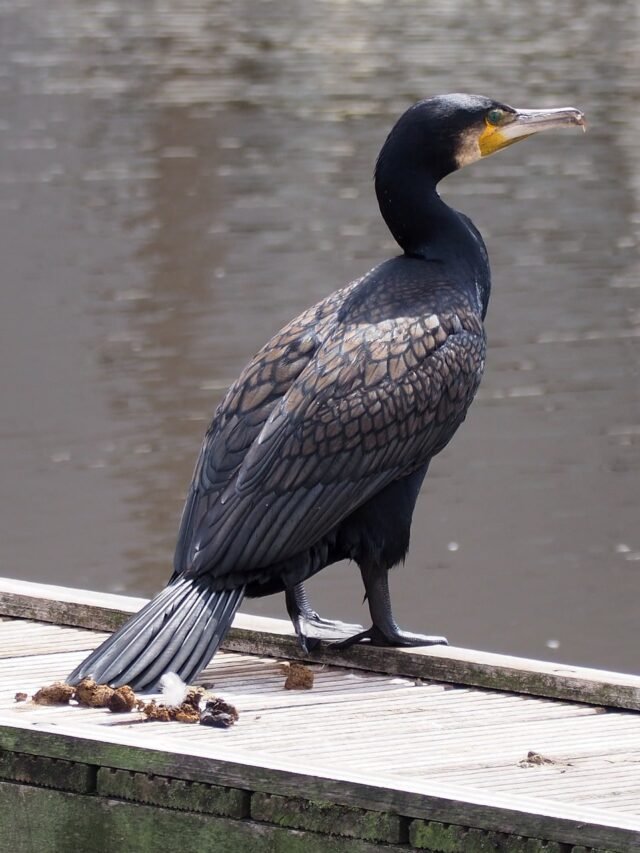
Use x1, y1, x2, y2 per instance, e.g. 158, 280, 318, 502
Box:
1, 626, 637, 808
224, 721, 640, 765
0, 716, 638, 849
407, 819, 592, 853
0, 622, 107, 658
1, 577, 638, 710
193, 691, 594, 725
214, 694, 598, 735
0, 749, 96, 793
96, 767, 250, 818
0, 651, 93, 688
0, 577, 143, 633
590, 795, 640, 812
0, 588, 638, 850
250, 792, 408, 844
425, 756, 640, 795
227, 633, 640, 712
0, 782, 408, 853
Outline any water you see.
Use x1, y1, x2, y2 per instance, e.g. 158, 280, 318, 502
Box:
1, 0, 638, 672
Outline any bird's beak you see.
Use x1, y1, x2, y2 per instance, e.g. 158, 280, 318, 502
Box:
479, 106, 586, 157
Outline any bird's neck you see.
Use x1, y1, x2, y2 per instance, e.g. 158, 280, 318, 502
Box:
376, 175, 491, 316
377, 174, 460, 255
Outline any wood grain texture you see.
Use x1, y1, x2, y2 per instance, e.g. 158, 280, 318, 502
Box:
96, 767, 250, 818
0, 749, 96, 793
0, 782, 409, 853
250, 792, 408, 844
0, 599, 639, 850
0, 578, 142, 633
1, 577, 638, 710
0, 717, 638, 850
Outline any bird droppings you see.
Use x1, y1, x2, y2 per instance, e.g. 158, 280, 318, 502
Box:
141, 699, 200, 723
74, 678, 116, 708
283, 662, 315, 690
142, 689, 238, 727
201, 711, 236, 729
140, 701, 172, 722
518, 751, 559, 768
32, 682, 75, 705
24, 678, 238, 726
141, 687, 204, 724
29, 678, 139, 712
74, 678, 137, 712
200, 697, 239, 728
107, 685, 137, 713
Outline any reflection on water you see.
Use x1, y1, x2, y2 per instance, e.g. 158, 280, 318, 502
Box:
1, 0, 638, 671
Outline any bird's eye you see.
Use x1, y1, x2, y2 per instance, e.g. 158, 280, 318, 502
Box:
486, 108, 505, 126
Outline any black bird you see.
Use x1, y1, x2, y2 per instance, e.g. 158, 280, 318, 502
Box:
69, 94, 584, 691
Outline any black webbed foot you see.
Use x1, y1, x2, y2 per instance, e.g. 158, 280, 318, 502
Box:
332, 625, 448, 650
337, 561, 449, 652
285, 584, 363, 653
295, 612, 365, 653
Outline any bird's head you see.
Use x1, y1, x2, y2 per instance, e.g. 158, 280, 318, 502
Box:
376, 93, 585, 186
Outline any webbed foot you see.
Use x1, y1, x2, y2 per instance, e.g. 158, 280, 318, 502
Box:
285, 584, 363, 653
332, 625, 448, 650
295, 612, 365, 653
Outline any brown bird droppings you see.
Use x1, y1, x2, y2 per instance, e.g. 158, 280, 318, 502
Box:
284, 662, 315, 690
107, 685, 137, 713
74, 678, 115, 708
32, 682, 75, 705
141, 701, 173, 722
24, 678, 238, 729
174, 706, 201, 724
200, 697, 239, 728
183, 687, 206, 709
519, 750, 557, 768
141, 688, 205, 724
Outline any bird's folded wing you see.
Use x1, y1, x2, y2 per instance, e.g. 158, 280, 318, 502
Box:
175, 311, 485, 583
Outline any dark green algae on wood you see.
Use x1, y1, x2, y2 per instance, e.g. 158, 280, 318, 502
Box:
408, 820, 618, 853
0, 749, 625, 853
0, 749, 96, 793
0, 749, 626, 853
250, 791, 408, 843
0, 782, 622, 853
0, 782, 411, 853
97, 766, 250, 818
0, 729, 635, 852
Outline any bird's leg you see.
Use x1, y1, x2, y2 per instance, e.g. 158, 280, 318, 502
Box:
332, 563, 448, 649
285, 583, 363, 653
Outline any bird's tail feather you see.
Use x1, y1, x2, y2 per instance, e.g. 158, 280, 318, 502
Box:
67, 577, 245, 692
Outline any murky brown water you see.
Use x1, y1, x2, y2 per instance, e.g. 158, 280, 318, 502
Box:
1, 0, 638, 672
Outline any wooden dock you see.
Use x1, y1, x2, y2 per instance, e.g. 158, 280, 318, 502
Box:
0, 577, 638, 853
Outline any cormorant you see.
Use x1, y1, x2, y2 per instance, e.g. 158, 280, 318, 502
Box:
69, 94, 584, 691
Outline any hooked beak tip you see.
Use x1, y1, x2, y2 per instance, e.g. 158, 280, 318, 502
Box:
516, 106, 586, 132
572, 110, 587, 131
